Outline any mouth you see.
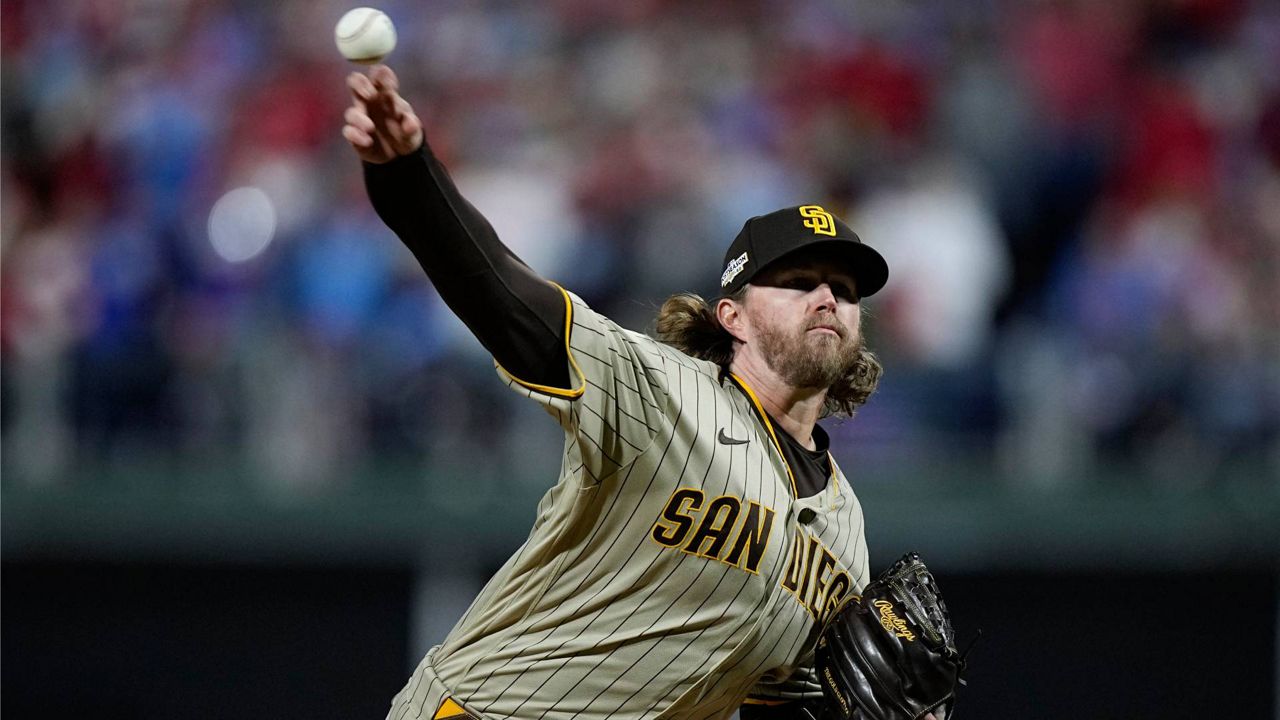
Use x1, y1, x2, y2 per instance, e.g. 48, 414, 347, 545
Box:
807, 326, 842, 337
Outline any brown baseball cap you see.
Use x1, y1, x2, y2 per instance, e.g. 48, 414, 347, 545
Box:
719, 205, 889, 298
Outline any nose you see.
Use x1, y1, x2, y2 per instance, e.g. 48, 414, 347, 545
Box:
812, 283, 837, 312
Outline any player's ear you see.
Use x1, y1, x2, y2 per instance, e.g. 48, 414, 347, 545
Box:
716, 296, 749, 344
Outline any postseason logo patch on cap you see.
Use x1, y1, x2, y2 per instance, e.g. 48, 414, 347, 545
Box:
721, 252, 749, 288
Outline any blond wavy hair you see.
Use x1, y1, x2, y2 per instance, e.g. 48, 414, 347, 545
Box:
653, 290, 882, 418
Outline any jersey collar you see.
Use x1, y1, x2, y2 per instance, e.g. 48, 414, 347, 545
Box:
723, 371, 841, 501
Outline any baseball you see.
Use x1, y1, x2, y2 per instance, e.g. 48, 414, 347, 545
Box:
334, 7, 396, 64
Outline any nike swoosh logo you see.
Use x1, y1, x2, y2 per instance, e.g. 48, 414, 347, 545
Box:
717, 428, 749, 446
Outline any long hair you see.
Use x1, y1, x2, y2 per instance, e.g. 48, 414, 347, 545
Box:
653, 291, 883, 418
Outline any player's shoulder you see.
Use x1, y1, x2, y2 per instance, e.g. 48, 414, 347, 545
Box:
646, 334, 721, 377
566, 290, 721, 379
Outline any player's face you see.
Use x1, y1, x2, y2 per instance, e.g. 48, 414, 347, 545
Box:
742, 253, 862, 390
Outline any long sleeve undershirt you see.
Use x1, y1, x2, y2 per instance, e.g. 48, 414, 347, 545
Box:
363, 144, 570, 389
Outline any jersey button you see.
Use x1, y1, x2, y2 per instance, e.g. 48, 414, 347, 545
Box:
797, 508, 817, 525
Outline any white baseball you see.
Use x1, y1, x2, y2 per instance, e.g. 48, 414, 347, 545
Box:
334, 7, 396, 64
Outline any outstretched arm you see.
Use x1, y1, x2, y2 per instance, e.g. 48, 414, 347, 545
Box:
343, 65, 570, 389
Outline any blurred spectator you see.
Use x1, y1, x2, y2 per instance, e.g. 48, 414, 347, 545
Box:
2, 0, 1276, 495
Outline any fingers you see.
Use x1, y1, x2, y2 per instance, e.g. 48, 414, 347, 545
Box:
343, 65, 418, 160
344, 106, 375, 134
347, 71, 375, 106
369, 64, 399, 93
392, 95, 416, 124
393, 98, 423, 150
342, 105, 376, 150
345, 79, 396, 134
400, 112, 421, 139
349, 67, 408, 122
342, 124, 373, 148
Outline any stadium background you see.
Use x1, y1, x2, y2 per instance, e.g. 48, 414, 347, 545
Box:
2, 0, 1277, 717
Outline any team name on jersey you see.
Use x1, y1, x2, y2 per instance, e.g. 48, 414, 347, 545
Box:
649, 488, 776, 574
781, 529, 855, 626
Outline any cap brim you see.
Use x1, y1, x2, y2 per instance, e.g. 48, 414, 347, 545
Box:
753, 239, 889, 299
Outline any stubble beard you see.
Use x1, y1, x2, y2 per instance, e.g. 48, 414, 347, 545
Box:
756, 315, 858, 390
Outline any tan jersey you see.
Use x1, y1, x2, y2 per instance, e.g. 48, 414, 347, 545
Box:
387, 287, 871, 720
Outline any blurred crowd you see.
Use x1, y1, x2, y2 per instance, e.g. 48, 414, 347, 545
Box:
3, 0, 1278, 495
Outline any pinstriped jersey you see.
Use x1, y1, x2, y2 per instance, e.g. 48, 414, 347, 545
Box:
387, 287, 871, 720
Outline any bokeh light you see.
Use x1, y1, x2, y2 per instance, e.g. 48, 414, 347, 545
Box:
207, 186, 277, 263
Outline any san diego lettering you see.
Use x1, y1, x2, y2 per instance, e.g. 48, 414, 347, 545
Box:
649, 488, 776, 574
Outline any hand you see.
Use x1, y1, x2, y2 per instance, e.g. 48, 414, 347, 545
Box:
342, 64, 424, 164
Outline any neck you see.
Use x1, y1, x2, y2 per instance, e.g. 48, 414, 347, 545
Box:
729, 353, 826, 451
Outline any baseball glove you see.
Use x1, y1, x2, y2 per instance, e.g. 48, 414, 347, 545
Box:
815, 552, 966, 720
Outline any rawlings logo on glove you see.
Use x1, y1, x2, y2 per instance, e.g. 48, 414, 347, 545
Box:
873, 600, 916, 641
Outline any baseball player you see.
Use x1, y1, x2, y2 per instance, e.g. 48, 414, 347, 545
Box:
344, 65, 931, 720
